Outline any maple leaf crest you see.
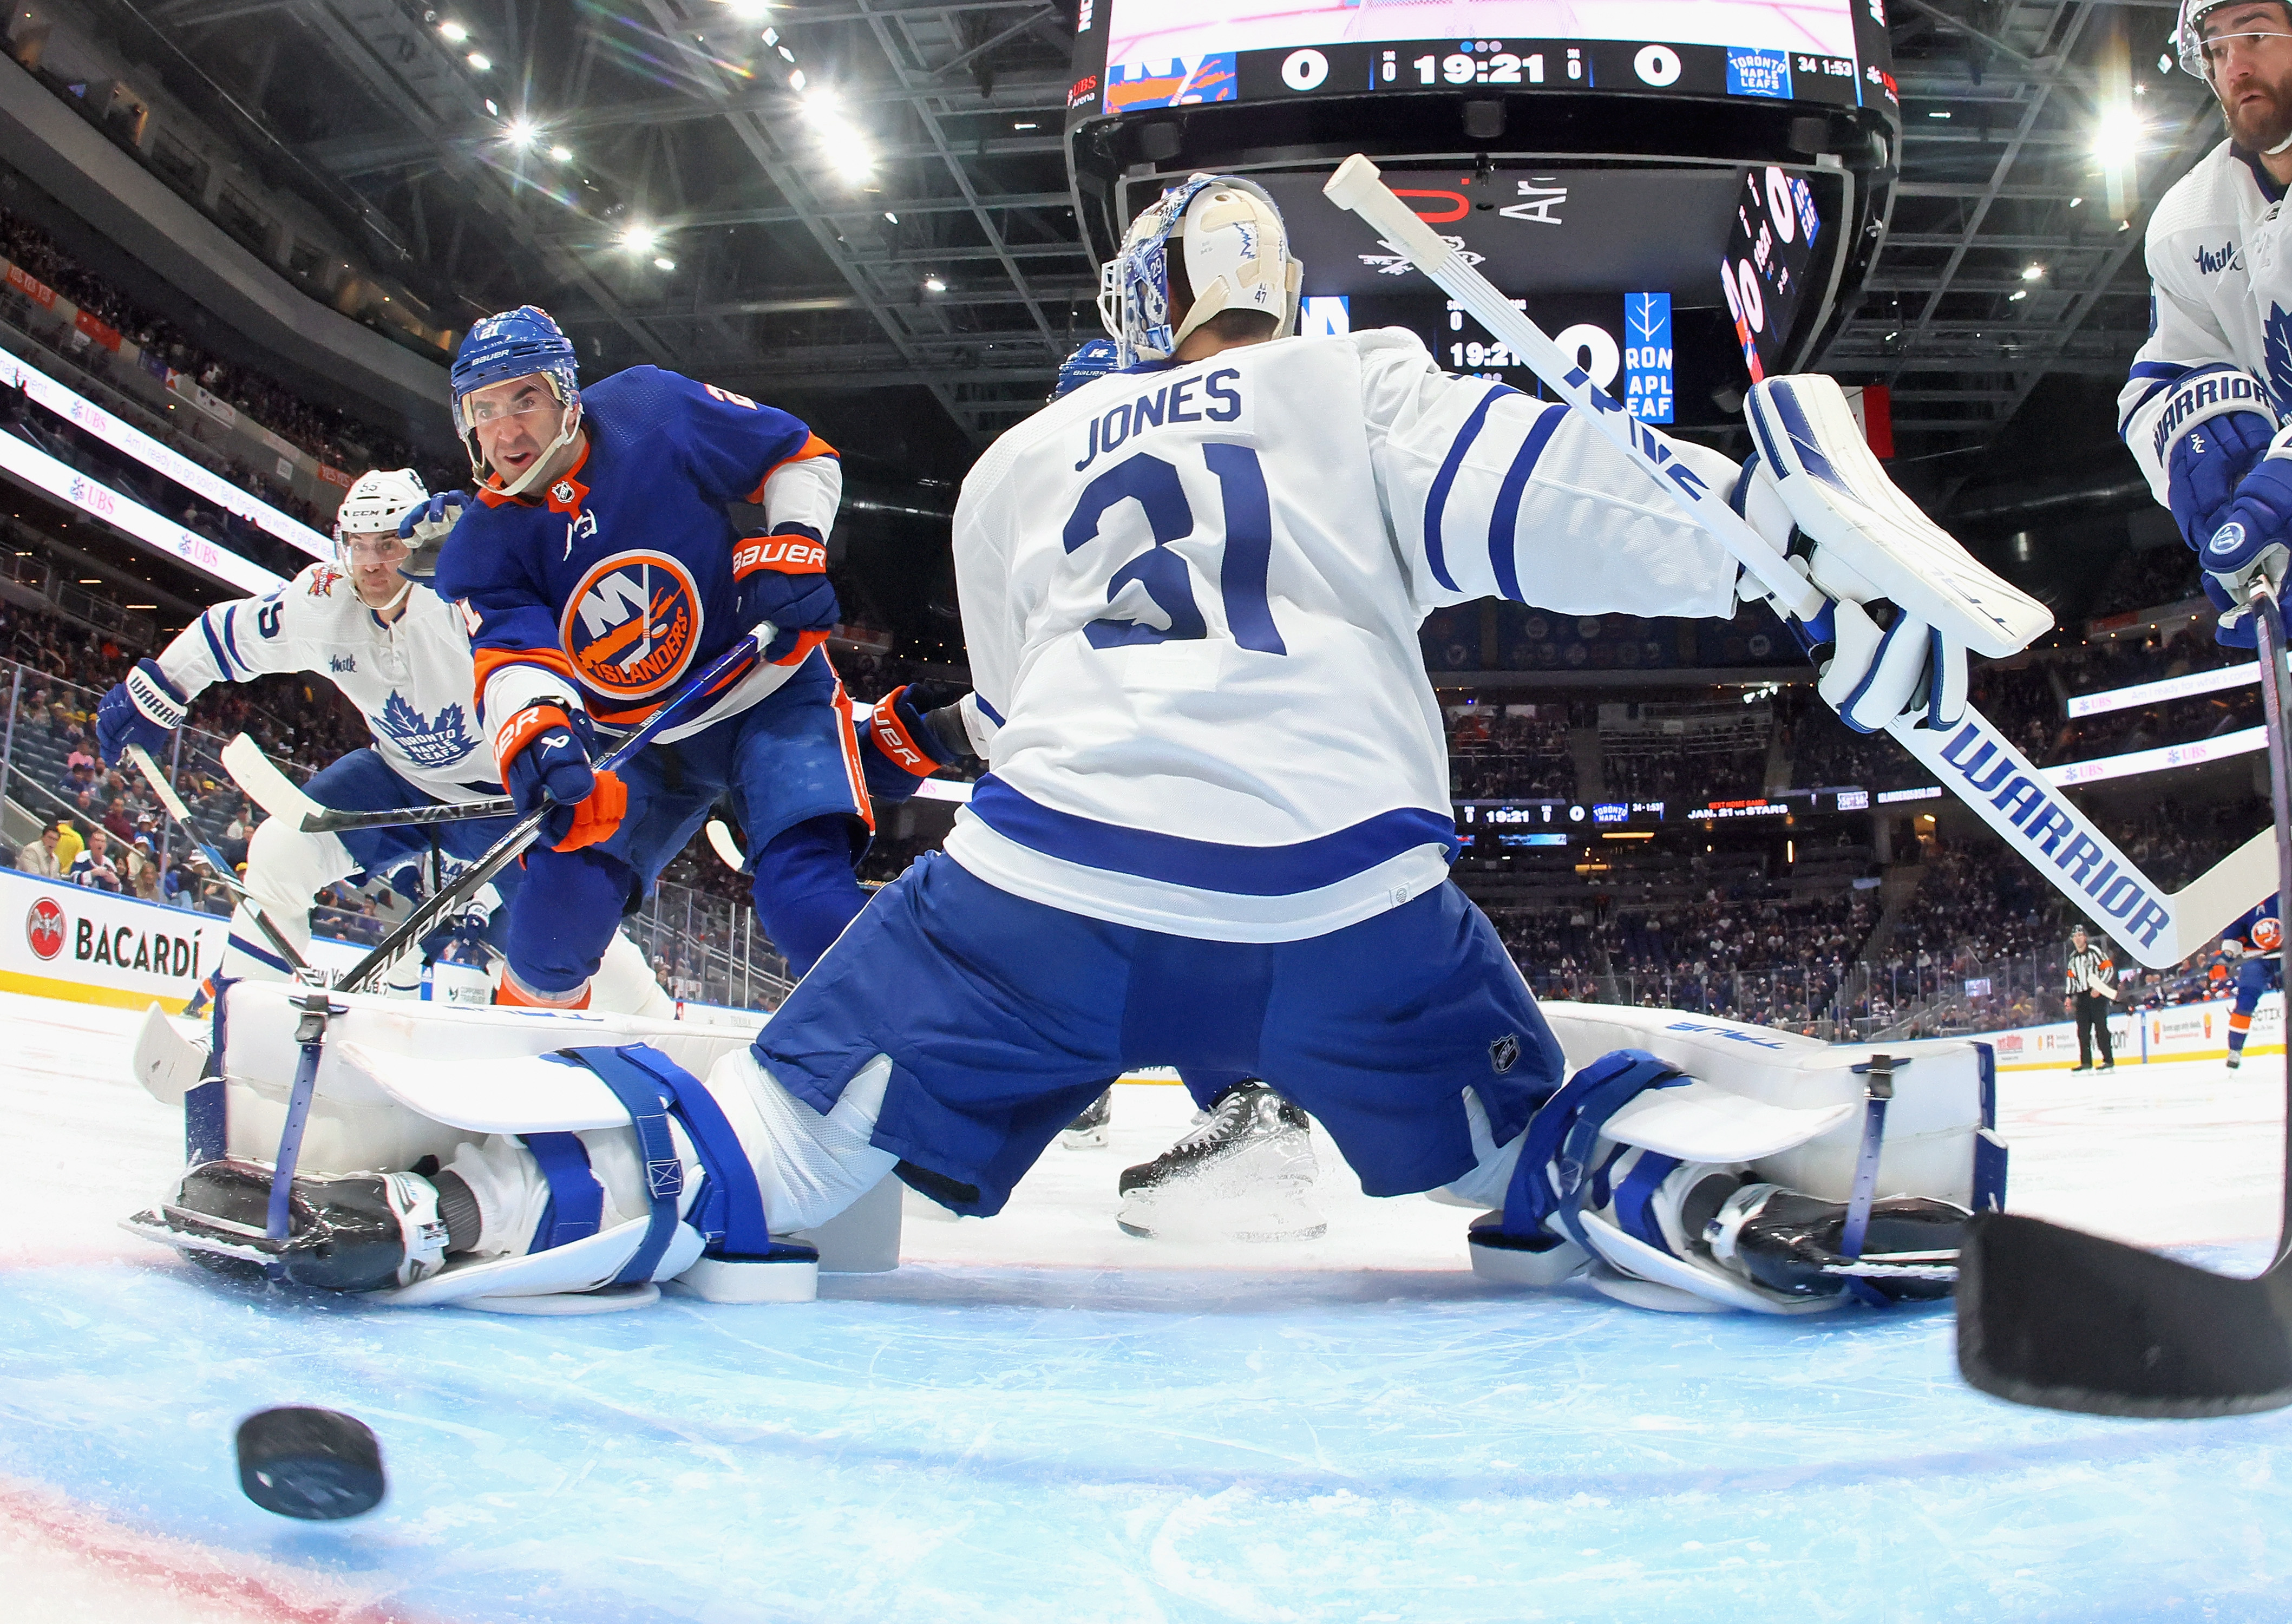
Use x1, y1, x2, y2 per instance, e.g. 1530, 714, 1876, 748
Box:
2266, 303, 2292, 416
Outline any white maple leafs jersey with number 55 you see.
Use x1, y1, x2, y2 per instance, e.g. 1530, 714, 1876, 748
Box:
156, 560, 502, 803
945, 327, 1744, 942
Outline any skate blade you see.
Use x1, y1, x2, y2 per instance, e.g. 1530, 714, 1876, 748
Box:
1057, 1128, 1109, 1150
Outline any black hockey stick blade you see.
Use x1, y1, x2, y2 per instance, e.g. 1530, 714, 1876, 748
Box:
1957, 1211, 2292, 1417
302, 796, 515, 834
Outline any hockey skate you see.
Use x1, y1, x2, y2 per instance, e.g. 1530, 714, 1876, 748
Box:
1058, 1087, 1112, 1149
1115, 1081, 1325, 1241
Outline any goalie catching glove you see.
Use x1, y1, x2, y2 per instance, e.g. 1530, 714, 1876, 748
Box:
494, 703, 626, 852
1730, 376, 2051, 734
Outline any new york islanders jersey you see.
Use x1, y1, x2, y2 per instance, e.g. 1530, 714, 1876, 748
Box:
2227, 893, 2282, 960
157, 560, 499, 803
2119, 140, 2287, 505
944, 328, 1744, 941
431, 365, 841, 749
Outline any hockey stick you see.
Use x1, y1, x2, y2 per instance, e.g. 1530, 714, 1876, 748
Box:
1322, 154, 2272, 968
125, 743, 315, 978
706, 817, 745, 870
218, 732, 516, 833
330, 621, 775, 994
1954, 581, 2292, 1418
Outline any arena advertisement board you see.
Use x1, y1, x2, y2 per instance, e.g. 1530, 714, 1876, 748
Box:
1077, 0, 1877, 116
0, 870, 359, 1013
1983, 994, 2281, 1070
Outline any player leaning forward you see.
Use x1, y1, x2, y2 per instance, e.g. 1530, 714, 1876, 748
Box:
94, 468, 666, 1013
133, 179, 2005, 1312
2119, 1, 2292, 640
420, 307, 953, 1009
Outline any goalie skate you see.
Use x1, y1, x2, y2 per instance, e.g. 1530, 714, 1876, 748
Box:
1115, 1081, 1325, 1241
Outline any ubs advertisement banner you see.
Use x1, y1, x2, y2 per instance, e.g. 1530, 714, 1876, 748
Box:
0, 871, 359, 1012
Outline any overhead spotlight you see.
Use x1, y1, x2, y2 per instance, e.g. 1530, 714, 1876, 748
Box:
549, 145, 572, 162
2008, 290, 2028, 302
2069, 195, 2083, 207
467, 51, 492, 71
883, 211, 899, 223
1013, 121, 1037, 130
483, 98, 499, 115
2093, 106, 2144, 168
620, 223, 659, 254
922, 274, 947, 293
789, 67, 807, 90
763, 28, 780, 46
652, 256, 677, 271
2021, 263, 2045, 280
439, 20, 469, 43
724, 0, 773, 17
1927, 109, 1950, 119
505, 119, 538, 149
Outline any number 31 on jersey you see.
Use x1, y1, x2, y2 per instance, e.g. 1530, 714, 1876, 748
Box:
1062, 442, 1286, 657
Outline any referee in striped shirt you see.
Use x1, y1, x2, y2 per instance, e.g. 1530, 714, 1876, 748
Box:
2065, 924, 2117, 1073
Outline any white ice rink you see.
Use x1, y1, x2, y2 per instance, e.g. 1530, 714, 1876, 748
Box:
3, 987, 2290, 1621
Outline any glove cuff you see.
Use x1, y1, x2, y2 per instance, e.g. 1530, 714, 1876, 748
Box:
493, 703, 574, 777
126, 659, 187, 729
731, 529, 828, 581
868, 685, 962, 774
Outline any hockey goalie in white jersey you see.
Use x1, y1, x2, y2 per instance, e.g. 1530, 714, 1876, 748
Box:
129, 176, 2003, 1315
94, 468, 669, 1014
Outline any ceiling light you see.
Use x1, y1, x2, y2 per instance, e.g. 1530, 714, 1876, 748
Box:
789, 68, 807, 90
1927, 109, 1949, 119
922, 274, 946, 293
1013, 121, 1037, 130
483, 98, 498, 115
620, 223, 659, 253
2069, 196, 2083, 207
763, 28, 780, 46
549, 145, 572, 162
467, 52, 491, 71
2094, 106, 2144, 168
883, 211, 899, 223
2021, 263, 2045, 280
653, 256, 676, 271
439, 21, 469, 43
724, 0, 773, 16
2008, 290, 2027, 302
505, 119, 538, 149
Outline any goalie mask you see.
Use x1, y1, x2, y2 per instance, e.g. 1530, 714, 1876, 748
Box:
333, 467, 428, 613
1098, 174, 1302, 365
450, 304, 582, 499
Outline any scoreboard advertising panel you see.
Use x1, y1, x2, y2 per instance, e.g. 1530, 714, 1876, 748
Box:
1068, 1, 1893, 120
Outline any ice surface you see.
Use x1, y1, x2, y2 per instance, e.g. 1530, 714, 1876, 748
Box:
3, 990, 2291, 1621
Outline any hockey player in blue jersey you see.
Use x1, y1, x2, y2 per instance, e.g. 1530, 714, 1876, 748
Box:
421, 307, 958, 1008
2221, 893, 2282, 1068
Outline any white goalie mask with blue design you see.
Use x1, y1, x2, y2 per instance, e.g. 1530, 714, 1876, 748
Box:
1097, 173, 1302, 365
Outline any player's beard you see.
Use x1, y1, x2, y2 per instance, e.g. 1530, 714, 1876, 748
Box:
2222, 68, 2292, 154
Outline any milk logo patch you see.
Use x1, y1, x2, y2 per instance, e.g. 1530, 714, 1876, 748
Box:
376, 691, 481, 769
559, 550, 704, 703
25, 896, 63, 961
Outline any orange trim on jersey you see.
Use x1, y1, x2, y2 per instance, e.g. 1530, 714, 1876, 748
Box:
588, 644, 759, 728
730, 533, 829, 581
476, 437, 591, 507
474, 645, 581, 697
743, 433, 839, 503
495, 974, 592, 1011
868, 686, 936, 778
493, 703, 573, 775
832, 677, 876, 834
2232, 1011, 2255, 1033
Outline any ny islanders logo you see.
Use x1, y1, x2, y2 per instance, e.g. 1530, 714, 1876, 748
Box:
2257, 916, 2283, 953
560, 551, 704, 702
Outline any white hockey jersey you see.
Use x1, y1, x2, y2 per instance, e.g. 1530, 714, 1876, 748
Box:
2118, 137, 2289, 503
944, 328, 1744, 942
158, 561, 500, 804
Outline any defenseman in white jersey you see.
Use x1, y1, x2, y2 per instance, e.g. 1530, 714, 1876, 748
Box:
2120, 1, 2292, 641
95, 469, 666, 1012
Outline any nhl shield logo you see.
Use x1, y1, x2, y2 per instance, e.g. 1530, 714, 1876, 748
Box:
1489, 1032, 1521, 1075
25, 896, 64, 961
558, 549, 704, 704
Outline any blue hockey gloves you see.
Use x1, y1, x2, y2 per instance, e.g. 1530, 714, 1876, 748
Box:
96, 658, 188, 767
493, 703, 626, 852
395, 491, 469, 580
2202, 572, 2284, 649
732, 528, 840, 664
2167, 410, 2276, 553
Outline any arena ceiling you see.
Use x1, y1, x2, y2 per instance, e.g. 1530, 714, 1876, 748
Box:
108, 0, 2218, 470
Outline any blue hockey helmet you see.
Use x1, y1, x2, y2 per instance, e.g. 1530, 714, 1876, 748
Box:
1050, 337, 1122, 400
449, 305, 582, 496
1098, 173, 1300, 366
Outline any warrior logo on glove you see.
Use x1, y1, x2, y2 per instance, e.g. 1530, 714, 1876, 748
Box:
559, 552, 704, 704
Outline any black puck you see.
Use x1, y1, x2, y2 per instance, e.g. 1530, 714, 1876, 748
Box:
234, 1406, 386, 1520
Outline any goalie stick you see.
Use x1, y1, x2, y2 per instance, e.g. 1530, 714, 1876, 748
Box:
329, 620, 775, 994
1955, 580, 2292, 1418
1321, 154, 2273, 968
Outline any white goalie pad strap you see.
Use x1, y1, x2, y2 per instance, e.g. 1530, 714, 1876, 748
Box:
2121, 363, 2277, 503
1601, 1079, 1855, 1163
1746, 375, 2051, 658
334, 1041, 634, 1132
1576, 1208, 1838, 1317
372, 1213, 706, 1307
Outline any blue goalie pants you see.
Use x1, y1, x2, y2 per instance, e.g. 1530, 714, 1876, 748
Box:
506, 649, 873, 994
754, 851, 1567, 1217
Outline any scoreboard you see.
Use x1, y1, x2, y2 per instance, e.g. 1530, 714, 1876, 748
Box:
1065, 0, 1897, 397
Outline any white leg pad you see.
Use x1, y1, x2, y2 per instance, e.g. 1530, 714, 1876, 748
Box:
590, 931, 678, 1020
223, 814, 356, 980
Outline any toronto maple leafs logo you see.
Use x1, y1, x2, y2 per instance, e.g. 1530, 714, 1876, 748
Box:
375, 691, 479, 769
2265, 303, 2292, 415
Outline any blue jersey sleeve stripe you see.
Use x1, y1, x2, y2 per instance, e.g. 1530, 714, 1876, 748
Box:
1423, 385, 1518, 592
198, 612, 232, 678
2127, 361, 2202, 384
974, 695, 1005, 726
967, 776, 1458, 896
1486, 404, 1564, 602
219, 606, 247, 676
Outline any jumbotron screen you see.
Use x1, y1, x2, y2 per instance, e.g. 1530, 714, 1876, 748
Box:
1069, 0, 1890, 118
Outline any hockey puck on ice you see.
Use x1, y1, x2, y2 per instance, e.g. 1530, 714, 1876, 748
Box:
235, 1406, 386, 1520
